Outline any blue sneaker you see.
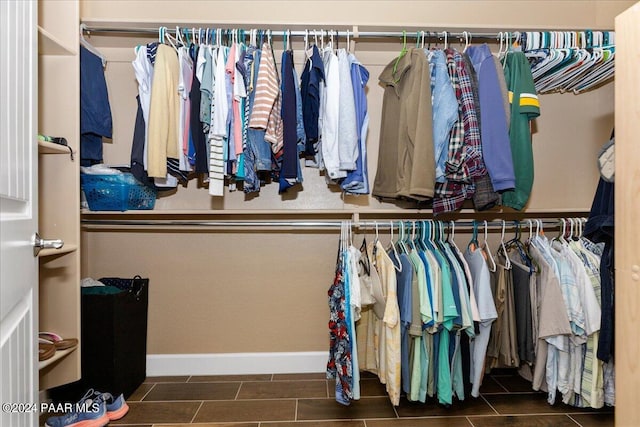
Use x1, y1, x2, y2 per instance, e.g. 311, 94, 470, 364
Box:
44, 396, 108, 427
99, 392, 129, 420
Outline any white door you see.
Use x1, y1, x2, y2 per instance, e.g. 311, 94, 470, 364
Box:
0, 1, 39, 426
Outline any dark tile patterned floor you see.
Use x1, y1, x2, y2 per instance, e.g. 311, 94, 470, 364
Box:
104, 372, 613, 426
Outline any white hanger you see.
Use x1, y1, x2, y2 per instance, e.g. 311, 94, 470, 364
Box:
389, 221, 402, 272
374, 221, 380, 245
80, 24, 106, 67
482, 220, 497, 272
462, 31, 471, 52
410, 221, 418, 251
447, 220, 463, 255
500, 221, 512, 270
162, 26, 178, 51
175, 26, 184, 46
527, 219, 533, 242
304, 29, 309, 52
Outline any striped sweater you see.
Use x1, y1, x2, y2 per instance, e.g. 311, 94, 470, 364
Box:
248, 43, 283, 152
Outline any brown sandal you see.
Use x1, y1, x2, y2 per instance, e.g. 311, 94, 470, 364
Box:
39, 332, 78, 351
39, 342, 56, 361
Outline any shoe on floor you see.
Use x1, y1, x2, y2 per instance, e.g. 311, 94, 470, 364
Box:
44, 398, 108, 427
100, 392, 129, 420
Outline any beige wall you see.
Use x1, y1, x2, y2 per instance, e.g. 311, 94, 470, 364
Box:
81, 0, 629, 31
80, 0, 631, 356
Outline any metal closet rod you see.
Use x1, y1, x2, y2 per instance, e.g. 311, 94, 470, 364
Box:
81, 218, 584, 229
80, 25, 529, 41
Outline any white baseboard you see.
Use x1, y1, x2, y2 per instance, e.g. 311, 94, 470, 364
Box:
146, 351, 328, 376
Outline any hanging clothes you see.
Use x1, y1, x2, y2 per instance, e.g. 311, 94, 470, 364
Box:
374, 48, 435, 200
466, 44, 515, 192
80, 45, 113, 166
301, 45, 325, 157
147, 44, 180, 178
279, 49, 300, 193
433, 49, 487, 214
327, 224, 354, 406
500, 51, 540, 210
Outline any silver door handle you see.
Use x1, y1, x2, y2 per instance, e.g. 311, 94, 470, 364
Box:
33, 232, 64, 256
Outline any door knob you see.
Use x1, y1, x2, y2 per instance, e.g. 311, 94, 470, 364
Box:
33, 232, 64, 256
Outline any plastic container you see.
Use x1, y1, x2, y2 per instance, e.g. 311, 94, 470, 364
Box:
81, 173, 156, 211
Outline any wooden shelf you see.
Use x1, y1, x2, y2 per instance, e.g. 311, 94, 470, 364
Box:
39, 346, 78, 371
81, 208, 590, 218
38, 26, 76, 56
38, 139, 73, 155
38, 244, 78, 258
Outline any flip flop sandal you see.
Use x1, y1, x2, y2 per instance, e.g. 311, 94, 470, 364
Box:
39, 341, 56, 361
39, 332, 78, 351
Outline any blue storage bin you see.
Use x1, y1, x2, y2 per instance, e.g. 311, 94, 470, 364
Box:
81, 173, 156, 211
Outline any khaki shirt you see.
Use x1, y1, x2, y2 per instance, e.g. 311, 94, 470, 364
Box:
374, 48, 435, 200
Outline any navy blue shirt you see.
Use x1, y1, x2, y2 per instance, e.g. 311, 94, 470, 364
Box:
300, 45, 324, 156
80, 45, 112, 165
584, 177, 615, 362
279, 50, 299, 193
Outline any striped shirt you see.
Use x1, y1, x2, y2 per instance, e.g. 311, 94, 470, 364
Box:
248, 43, 283, 152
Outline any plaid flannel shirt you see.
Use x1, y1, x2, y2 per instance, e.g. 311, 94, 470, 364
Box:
434, 49, 487, 214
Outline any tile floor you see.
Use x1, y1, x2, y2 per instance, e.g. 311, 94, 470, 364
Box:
77, 371, 617, 426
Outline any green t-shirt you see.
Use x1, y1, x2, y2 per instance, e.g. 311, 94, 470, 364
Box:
502, 51, 540, 210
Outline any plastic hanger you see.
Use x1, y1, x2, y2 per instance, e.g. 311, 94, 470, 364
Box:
421, 30, 426, 49
397, 221, 409, 254
175, 26, 184, 46
469, 220, 480, 249
497, 32, 504, 57
462, 31, 471, 52
359, 224, 371, 276
389, 221, 403, 272
568, 218, 576, 241
80, 24, 106, 67
392, 30, 408, 81
500, 221, 512, 270
410, 221, 418, 252
481, 220, 497, 272
163, 27, 179, 51
447, 220, 463, 255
